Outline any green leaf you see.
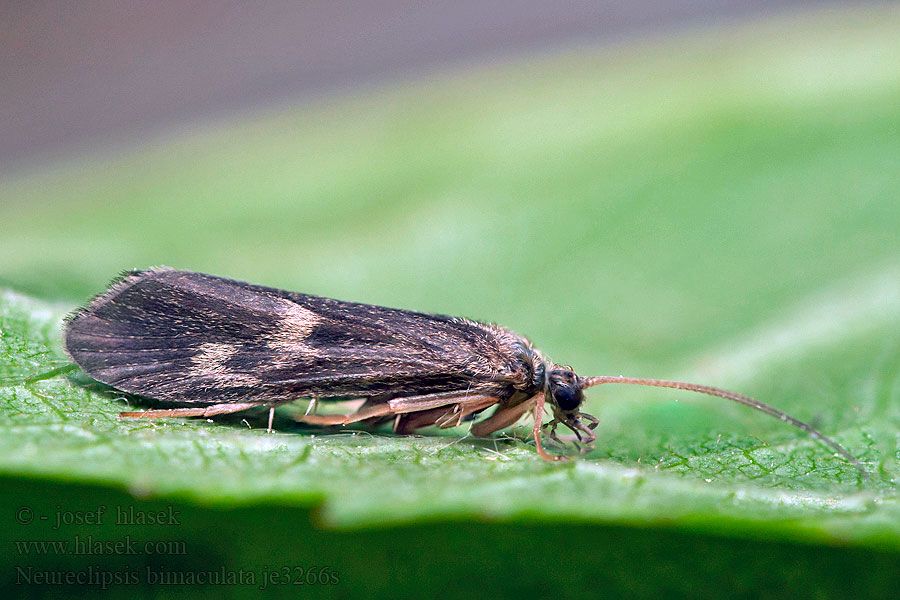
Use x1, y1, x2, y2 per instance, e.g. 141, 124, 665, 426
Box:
2, 7, 900, 598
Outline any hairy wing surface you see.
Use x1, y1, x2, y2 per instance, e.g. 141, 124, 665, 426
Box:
64, 269, 520, 403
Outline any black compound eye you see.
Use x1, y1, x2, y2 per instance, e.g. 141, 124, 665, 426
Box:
552, 384, 582, 412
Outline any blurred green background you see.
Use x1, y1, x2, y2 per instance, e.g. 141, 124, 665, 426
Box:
2, 4, 900, 598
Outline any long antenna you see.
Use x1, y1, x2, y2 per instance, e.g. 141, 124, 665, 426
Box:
581, 376, 867, 478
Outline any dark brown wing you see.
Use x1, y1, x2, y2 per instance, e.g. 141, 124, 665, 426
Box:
64, 268, 534, 405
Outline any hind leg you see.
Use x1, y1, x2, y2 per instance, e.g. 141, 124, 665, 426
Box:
119, 402, 261, 419
296, 392, 498, 428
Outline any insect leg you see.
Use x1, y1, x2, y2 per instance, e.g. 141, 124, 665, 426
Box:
119, 402, 261, 419
295, 402, 396, 426
387, 392, 496, 413
304, 398, 319, 416
546, 420, 566, 447
298, 392, 497, 428
394, 406, 451, 434
439, 396, 497, 428
433, 404, 462, 428
470, 396, 537, 436
530, 393, 566, 462
398, 396, 497, 432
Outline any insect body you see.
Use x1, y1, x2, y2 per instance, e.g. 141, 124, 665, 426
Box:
64, 268, 864, 471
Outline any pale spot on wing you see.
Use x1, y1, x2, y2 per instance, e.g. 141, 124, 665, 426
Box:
274, 298, 320, 339
190, 342, 259, 385
267, 298, 320, 354
196, 341, 238, 365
